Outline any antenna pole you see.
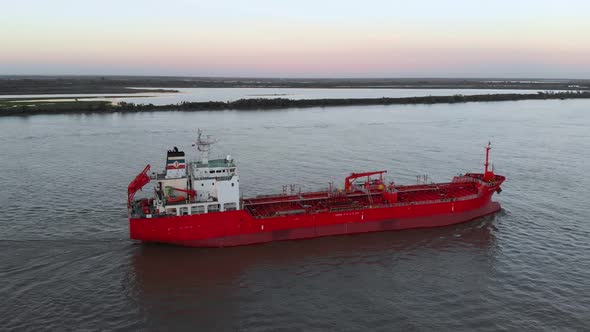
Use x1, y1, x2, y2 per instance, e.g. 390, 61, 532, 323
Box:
194, 129, 217, 164
484, 142, 491, 174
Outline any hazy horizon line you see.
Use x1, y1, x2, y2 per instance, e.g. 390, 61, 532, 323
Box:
1, 74, 589, 81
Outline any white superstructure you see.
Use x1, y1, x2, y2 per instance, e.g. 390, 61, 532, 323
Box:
149, 130, 240, 217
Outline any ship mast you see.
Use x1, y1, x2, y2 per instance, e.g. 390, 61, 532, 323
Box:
483, 142, 494, 181
484, 142, 491, 174
194, 129, 217, 164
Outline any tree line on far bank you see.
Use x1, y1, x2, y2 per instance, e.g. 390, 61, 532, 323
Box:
2, 91, 590, 116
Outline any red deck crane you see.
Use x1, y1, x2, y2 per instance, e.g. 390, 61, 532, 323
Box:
344, 171, 387, 192
128, 164, 151, 207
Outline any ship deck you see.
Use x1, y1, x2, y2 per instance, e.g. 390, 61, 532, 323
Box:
243, 181, 479, 218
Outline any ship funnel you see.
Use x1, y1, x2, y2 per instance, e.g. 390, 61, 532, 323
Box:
165, 147, 186, 179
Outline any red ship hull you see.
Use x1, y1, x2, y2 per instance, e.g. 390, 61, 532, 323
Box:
130, 189, 501, 248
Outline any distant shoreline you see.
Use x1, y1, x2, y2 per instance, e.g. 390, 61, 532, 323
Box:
2, 92, 589, 117
1, 76, 589, 95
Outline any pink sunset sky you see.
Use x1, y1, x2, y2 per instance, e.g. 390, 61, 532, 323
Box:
2, 0, 590, 78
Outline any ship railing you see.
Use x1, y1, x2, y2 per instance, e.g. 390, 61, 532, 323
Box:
460, 174, 505, 187
395, 185, 441, 192
247, 192, 483, 217
456, 177, 497, 187
192, 175, 234, 181
244, 194, 331, 207
252, 193, 291, 199
325, 193, 481, 213
396, 180, 477, 192
452, 176, 477, 183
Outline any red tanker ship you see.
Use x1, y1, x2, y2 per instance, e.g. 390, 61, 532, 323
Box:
128, 131, 505, 247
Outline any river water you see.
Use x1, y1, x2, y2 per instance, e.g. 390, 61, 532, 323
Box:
1, 97, 589, 330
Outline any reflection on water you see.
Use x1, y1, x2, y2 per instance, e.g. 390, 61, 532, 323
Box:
131, 216, 498, 330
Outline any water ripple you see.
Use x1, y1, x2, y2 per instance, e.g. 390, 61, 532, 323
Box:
1, 99, 590, 330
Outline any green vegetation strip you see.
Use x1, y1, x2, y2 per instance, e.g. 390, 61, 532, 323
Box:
1, 91, 589, 116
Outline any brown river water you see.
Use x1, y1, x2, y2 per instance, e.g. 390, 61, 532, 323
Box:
1, 96, 589, 330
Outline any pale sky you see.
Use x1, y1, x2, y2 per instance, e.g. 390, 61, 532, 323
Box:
2, 0, 590, 78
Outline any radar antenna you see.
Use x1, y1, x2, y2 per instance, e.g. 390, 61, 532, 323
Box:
193, 129, 217, 164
